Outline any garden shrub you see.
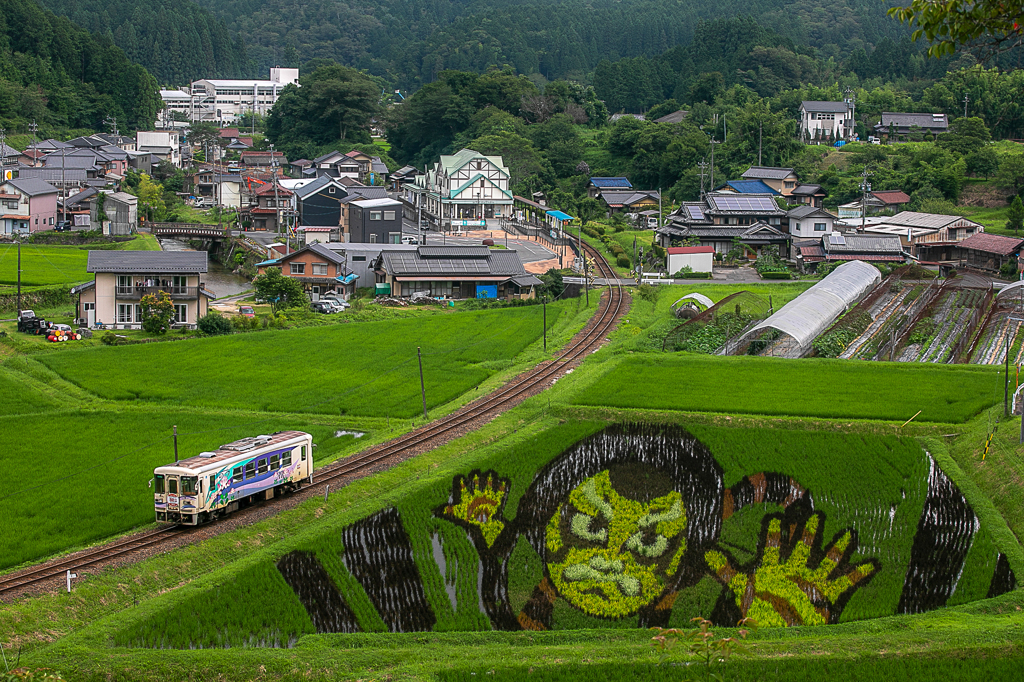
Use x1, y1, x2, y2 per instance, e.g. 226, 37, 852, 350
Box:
759, 272, 791, 279
197, 312, 232, 335
616, 255, 631, 268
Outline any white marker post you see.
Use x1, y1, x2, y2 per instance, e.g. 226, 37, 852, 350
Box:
66, 569, 77, 593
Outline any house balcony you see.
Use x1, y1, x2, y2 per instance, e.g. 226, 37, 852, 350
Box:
115, 286, 200, 300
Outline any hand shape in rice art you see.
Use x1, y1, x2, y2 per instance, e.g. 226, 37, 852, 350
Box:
436, 423, 880, 630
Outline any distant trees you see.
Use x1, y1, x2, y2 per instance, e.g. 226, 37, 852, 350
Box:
266, 64, 380, 162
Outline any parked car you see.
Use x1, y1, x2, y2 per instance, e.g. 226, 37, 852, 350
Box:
324, 299, 349, 312
401, 235, 419, 245
321, 293, 350, 309
54, 220, 71, 232
238, 305, 255, 318
311, 301, 334, 314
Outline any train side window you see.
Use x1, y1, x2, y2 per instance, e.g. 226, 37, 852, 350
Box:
168, 479, 178, 494
154, 475, 165, 493
301, 446, 307, 461
245, 462, 256, 479
270, 455, 280, 470
232, 467, 243, 483
258, 459, 268, 475
283, 450, 292, 467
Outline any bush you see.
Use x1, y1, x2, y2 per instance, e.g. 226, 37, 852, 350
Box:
760, 271, 792, 279
674, 271, 712, 279
197, 312, 232, 335
231, 315, 259, 332
615, 255, 631, 268
999, 258, 1018, 280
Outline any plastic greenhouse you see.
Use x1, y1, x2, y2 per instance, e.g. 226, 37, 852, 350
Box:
736, 260, 882, 357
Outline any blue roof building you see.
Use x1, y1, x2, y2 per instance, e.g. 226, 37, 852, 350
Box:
719, 179, 781, 196
588, 177, 632, 198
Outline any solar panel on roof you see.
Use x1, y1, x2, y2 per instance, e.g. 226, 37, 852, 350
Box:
686, 205, 705, 220
714, 196, 776, 211
831, 234, 846, 246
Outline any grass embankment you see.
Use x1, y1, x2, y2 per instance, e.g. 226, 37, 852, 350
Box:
36, 303, 572, 417
0, 408, 369, 571
573, 354, 1003, 423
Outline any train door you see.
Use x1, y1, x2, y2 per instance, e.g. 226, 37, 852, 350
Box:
166, 475, 180, 514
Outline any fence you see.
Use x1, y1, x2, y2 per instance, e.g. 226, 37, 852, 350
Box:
500, 219, 580, 256
951, 284, 994, 363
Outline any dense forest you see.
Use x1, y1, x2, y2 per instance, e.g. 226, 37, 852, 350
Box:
0, 0, 160, 133
35, 0, 251, 84
192, 0, 917, 89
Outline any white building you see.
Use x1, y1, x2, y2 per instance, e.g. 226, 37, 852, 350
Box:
787, 205, 836, 239
404, 149, 512, 229
184, 68, 299, 124
800, 100, 855, 143
136, 130, 182, 168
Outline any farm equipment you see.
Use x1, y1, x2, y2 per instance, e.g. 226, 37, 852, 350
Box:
17, 310, 50, 335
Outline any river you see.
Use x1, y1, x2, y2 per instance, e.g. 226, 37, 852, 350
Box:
157, 238, 252, 299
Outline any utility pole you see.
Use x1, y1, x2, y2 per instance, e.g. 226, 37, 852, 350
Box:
60, 143, 66, 224
542, 295, 547, 351
1006, 335, 1010, 417
270, 143, 281, 245
658, 189, 662, 230
0, 127, 6, 182
417, 201, 423, 245
963, 93, 969, 119
758, 119, 763, 166
16, 236, 21, 312
417, 346, 428, 420
697, 160, 709, 200
28, 120, 38, 165
859, 168, 872, 233
173, 425, 179, 463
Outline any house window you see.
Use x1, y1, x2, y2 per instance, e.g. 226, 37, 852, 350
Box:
117, 304, 133, 323
312, 263, 328, 275
352, 255, 366, 262
328, 186, 335, 194
290, 263, 305, 275
814, 223, 827, 232
369, 234, 377, 243
174, 304, 187, 323
383, 211, 396, 221
49, 217, 54, 224
370, 211, 382, 221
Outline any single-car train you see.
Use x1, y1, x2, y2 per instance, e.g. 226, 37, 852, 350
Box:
154, 431, 312, 525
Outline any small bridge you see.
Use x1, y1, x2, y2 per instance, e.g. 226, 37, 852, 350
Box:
149, 223, 231, 239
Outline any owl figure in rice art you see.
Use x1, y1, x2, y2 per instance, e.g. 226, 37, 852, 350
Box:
436, 423, 880, 629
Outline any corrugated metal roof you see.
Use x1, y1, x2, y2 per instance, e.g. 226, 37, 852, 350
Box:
740, 166, 796, 180
958, 232, 1024, 256
87, 251, 208, 273
824, 234, 902, 254
419, 246, 489, 258
3, 177, 60, 196
382, 247, 528, 278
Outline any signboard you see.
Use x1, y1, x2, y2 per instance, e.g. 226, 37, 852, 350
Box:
453, 219, 486, 227
476, 285, 497, 299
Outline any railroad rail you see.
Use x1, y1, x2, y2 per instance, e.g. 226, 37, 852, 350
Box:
0, 243, 625, 597
0, 525, 188, 597
307, 241, 624, 490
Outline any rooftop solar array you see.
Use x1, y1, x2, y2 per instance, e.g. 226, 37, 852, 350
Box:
831, 233, 846, 246
685, 205, 705, 220
711, 196, 778, 212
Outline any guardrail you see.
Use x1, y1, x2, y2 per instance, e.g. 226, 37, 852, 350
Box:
500, 219, 580, 257
150, 223, 230, 238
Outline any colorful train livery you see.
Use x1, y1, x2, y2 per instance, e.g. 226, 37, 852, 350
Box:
154, 431, 313, 525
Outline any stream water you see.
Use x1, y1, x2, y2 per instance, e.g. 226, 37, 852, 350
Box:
158, 238, 252, 299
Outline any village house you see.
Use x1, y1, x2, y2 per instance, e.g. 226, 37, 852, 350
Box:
717, 180, 780, 196
954, 233, 1023, 274
597, 189, 661, 216
0, 177, 59, 233
795, 233, 905, 272
338, 187, 389, 239
372, 245, 541, 299
71, 251, 214, 329
740, 167, 800, 196
240, 150, 287, 173
136, 130, 182, 167
787, 205, 836, 239
350, 198, 404, 244
799, 100, 855, 142
294, 176, 347, 238
255, 242, 356, 301
839, 190, 912, 219
90, 191, 138, 236
863, 211, 984, 261
587, 177, 632, 199
874, 113, 948, 140
188, 168, 244, 209
657, 192, 791, 257
242, 182, 294, 232
405, 149, 512, 229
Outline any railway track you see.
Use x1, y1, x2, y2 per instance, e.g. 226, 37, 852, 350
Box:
0, 242, 626, 598
308, 241, 625, 488
0, 525, 189, 596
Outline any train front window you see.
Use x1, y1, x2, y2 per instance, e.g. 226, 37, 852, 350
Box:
154, 475, 165, 494
181, 477, 197, 495
301, 446, 307, 461
168, 479, 178, 494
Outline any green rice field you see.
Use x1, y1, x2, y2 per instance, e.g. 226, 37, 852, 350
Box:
0, 243, 91, 287
0, 366, 61, 414
0, 408, 367, 571
38, 304, 566, 418
573, 355, 1003, 423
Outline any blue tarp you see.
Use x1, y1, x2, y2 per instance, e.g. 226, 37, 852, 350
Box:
476, 285, 497, 299
546, 210, 575, 221
336, 273, 359, 284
